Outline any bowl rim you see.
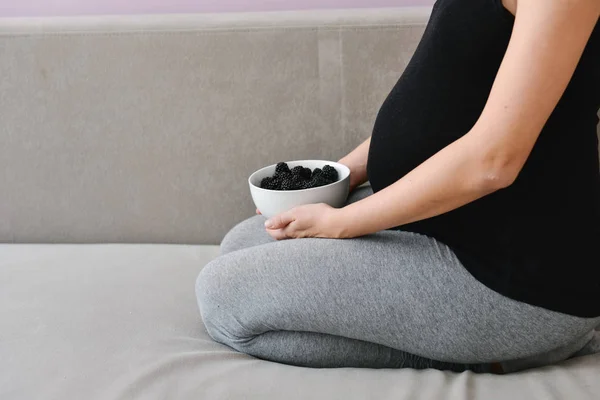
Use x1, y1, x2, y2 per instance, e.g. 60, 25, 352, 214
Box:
248, 160, 351, 193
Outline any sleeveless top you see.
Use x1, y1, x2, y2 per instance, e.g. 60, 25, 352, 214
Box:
367, 0, 600, 317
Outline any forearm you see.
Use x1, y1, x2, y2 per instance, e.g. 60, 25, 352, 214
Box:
338, 137, 371, 190
337, 134, 505, 238
336, 0, 600, 239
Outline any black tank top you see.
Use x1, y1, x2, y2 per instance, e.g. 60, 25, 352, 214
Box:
367, 0, 600, 317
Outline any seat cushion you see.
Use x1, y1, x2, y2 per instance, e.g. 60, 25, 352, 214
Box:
1, 244, 599, 400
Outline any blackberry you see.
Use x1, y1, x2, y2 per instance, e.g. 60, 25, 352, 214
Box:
317, 176, 332, 187
260, 176, 281, 190
292, 175, 308, 190
291, 166, 312, 180
321, 165, 338, 183
298, 181, 310, 190
302, 167, 313, 180
268, 176, 283, 190
312, 168, 322, 178
307, 175, 330, 189
290, 166, 303, 176
275, 162, 291, 176
280, 177, 296, 191
260, 177, 274, 189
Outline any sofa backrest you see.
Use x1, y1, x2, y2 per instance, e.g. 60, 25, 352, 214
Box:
0, 9, 429, 244
0, 8, 598, 245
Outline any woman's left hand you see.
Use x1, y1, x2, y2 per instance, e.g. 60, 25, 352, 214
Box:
264, 203, 346, 240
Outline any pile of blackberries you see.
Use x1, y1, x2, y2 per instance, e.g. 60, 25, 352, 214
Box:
260, 162, 339, 191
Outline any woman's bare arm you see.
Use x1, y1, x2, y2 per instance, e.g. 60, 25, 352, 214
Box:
338, 137, 371, 192
336, 0, 599, 238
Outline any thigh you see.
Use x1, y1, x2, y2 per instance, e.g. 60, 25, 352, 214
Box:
198, 229, 596, 363
219, 215, 274, 255
220, 186, 375, 255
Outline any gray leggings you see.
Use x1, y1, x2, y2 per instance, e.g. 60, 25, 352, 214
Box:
196, 186, 600, 373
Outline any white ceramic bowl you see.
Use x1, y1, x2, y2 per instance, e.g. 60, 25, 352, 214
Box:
249, 160, 351, 219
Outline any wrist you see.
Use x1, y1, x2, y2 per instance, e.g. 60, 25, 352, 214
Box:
330, 206, 354, 239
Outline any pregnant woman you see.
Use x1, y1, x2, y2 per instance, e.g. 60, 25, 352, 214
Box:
196, 0, 600, 373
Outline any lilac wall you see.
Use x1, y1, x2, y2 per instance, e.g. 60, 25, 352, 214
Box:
0, 0, 433, 18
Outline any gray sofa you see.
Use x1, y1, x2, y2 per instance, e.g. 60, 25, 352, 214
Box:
1, 7, 599, 400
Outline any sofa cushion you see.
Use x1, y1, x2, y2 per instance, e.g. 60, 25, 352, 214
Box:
1, 244, 599, 400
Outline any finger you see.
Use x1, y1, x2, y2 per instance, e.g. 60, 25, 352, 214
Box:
266, 227, 293, 240
256, 209, 262, 215
265, 212, 295, 230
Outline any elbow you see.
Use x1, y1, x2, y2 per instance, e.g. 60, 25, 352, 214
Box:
480, 169, 518, 191
475, 153, 522, 192
464, 122, 534, 192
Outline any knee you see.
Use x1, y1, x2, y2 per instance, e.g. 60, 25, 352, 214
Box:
219, 228, 240, 256
195, 259, 229, 341
219, 215, 266, 255
195, 257, 251, 346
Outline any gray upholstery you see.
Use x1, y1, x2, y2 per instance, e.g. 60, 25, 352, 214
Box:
0, 9, 427, 244
1, 9, 599, 400
1, 244, 599, 400
1, 9, 598, 244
